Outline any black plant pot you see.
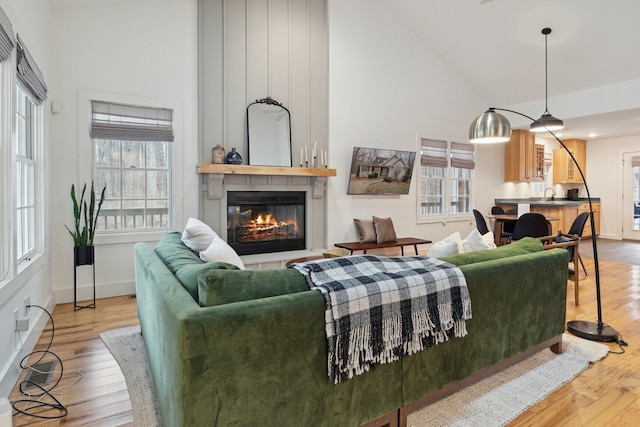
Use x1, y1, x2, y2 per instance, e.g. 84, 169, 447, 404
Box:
74, 245, 95, 266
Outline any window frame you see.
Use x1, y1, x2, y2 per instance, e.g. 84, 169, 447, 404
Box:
14, 83, 43, 267
416, 136, 475, 224
0, 54, 11, 285
78, 90, 183, 245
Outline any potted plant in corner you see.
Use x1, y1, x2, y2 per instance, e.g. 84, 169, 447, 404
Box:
65, 181, 106, 266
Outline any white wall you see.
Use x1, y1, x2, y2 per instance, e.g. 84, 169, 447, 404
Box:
0, 0, 54, 399
588, 134, 640, 239
327, 0, 503, 245
49, 0, 199, 303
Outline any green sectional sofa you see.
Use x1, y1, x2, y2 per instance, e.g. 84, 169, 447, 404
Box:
134, 232, 569, 427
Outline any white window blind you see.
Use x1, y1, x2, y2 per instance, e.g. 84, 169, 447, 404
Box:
450, 142, 475, 169
91, 101, 174, 142
16, 35, 47, 104
420, 138, 448, 167
0, 6, 14, 62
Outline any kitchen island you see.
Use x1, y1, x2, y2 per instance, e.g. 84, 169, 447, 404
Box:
494, 198, 600, 237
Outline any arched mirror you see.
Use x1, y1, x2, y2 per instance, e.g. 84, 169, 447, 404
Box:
247, 97, 292, 167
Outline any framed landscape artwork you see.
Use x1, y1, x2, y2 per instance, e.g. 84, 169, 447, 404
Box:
347, 147, 416, 195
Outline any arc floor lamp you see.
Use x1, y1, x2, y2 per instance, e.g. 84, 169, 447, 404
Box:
468, 28, 620, 343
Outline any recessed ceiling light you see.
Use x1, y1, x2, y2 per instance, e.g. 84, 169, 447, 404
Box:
588, 133, 596, 138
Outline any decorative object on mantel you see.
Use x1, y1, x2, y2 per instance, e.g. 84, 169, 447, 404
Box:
65, 181, 105, 311
225, 147, 243, 165
211, 144, 225, 164
247, 96, 291, 167
300, 141, 328, 168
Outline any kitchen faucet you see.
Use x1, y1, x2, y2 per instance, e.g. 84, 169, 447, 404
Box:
543, 187, 556, 201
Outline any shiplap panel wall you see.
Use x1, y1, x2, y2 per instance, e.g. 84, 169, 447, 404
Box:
198, 0, 329, 252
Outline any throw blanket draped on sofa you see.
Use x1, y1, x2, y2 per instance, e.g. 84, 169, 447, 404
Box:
292, 255, 472, 383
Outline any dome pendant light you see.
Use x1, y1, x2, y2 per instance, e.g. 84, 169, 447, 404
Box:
530, 28, 564, 132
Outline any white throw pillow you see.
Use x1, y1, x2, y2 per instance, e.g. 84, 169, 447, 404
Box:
181, 217, 217, 253
427, 231, 465, 257
427, 239, 459, 258
442, 231, 465, 254
463, 229, 497, 253
199, 234, 245, 269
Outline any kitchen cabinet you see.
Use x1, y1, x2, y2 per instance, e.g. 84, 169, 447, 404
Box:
553, 139, 587, 184
504, 129, 545, 182
579, 202, 600, 237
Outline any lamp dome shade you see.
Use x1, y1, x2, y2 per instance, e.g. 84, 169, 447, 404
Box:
530, 112, 564, 132
469, 109, 511, 143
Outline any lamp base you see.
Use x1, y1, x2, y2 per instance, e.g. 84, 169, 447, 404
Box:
567, 320, 619, 342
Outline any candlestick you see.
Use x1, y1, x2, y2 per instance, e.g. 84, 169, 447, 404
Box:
305, 146, 308, 163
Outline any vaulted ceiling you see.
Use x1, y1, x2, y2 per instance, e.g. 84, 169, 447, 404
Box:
380, 0, 640, 140
48, 0, 640, 140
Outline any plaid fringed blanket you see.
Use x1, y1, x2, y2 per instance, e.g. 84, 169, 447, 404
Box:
291, 255, 471, 383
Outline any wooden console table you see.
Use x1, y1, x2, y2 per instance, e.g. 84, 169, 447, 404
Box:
334, 237, 432, 256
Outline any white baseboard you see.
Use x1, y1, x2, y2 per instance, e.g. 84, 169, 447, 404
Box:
54, 280, 136, 304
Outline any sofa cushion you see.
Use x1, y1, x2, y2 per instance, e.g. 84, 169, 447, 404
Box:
462, 229, 497, 253
198, 268, 309, 306
154, 232, 202, 273
354, 218, 377, 243
199, 233, 245, 269
181, 217, 217, 253
175, 261, 240, 301
439, 237, 542, 266
427, 231, 464, 257
426, 239, 459, 258
373, 216, 397, 243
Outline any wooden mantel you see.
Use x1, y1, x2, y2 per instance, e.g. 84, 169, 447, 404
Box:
196, 164, 336, 177
196, 164, 337, 199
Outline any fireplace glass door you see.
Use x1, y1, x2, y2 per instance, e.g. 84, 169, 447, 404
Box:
227, 191, 305, 255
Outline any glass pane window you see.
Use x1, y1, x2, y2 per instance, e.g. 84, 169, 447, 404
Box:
15, 85, 36, 262
94, 139, 171, 232
450, 167, 472, 214
419, 166, 445, 216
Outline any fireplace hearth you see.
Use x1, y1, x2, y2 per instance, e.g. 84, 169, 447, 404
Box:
227, 191, 306, 255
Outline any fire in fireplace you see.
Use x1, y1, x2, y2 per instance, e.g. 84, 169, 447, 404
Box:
227, 191, 306, 255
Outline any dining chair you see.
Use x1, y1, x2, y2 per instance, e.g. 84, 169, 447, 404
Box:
474, 209, 511, 245
472, 209, 490, 235
510, 213, 552, 240
491, 206, 504, 214
502, 208, 517, 234
538, 233, 581, 304
566, 212, 590, 276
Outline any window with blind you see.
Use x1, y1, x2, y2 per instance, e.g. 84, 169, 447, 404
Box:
417, 138, 475, 221
15, 35, 46, 266
91, 100, 174, 232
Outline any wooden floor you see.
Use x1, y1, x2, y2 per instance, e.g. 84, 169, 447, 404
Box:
9, 254, 640, 426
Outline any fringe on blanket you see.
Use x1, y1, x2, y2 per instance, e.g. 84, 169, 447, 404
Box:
331, 299, 472, 382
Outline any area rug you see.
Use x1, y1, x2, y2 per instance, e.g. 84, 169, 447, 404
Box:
100, 326, 162, 427
408, 333, 609, 426
101, 327, 608, 427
